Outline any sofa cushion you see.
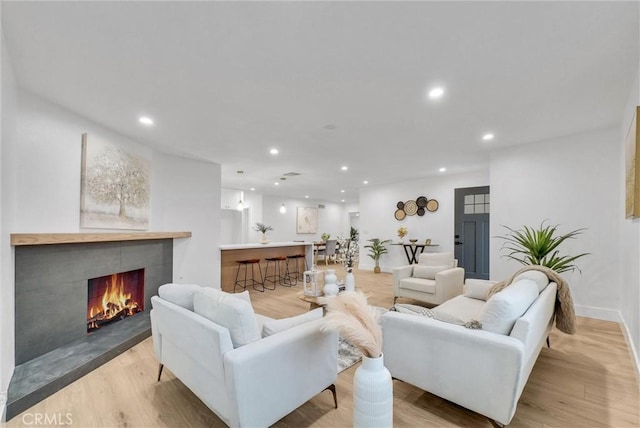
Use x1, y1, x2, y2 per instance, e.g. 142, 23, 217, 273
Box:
436, 295, 486, 323
399, 277, 437, 294
478, 279, 539, 335
413, 265, 450, 280
392, 303, 465, 325
418, 252, 455, 267
463, 279, 496, 301
158, 283, 202, 311
262, 308, 323, 337
193, 288, 261, 348
512, 270, 549, 292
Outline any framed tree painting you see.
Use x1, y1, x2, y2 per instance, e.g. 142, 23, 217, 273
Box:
625, 106, 640, 218
80, 133, 151, 229
296, 207, 318, 234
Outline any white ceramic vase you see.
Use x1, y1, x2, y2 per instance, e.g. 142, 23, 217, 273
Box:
323, 269, 339, 296
345, 268, 355, 292
261, 233, 269, 244
353, 353, 393, 428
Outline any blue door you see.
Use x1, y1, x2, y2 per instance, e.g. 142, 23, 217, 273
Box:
454, 186, 490, 280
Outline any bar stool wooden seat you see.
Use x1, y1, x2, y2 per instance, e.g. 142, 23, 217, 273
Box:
263, 256, 287, 290
234, 259, 264, 292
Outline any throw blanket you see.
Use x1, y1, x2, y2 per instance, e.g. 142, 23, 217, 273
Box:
488, 265, 576, 334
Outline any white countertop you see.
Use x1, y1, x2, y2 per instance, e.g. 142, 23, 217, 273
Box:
219, 241, 313, 250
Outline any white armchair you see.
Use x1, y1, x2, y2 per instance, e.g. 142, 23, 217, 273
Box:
151, 284, 338, 427
392, 252, 464, 306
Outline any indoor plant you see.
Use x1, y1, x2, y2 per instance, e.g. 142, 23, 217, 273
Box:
498, 221, 589, 274
253, 222, 274, 244
365, 238, 391, 273
321, 232, 331, 242
337, 234, 359, 290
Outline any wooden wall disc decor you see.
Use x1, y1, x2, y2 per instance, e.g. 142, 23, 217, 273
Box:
404, 200, 418, 215
396, 201, 405, 209
416, 196, 428, 208
417, 207, 425, 216
426, 199, 439, 212
394, 209, 406, 220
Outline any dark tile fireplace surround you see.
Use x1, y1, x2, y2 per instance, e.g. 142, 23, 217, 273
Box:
7, 238, 174, 420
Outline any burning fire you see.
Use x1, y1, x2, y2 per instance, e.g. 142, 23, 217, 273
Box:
87, 273, 140, 330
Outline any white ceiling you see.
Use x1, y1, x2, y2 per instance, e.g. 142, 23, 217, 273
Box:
2, 1, 638, 204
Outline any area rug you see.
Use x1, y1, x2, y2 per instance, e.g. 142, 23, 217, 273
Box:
337, 336, 362, 373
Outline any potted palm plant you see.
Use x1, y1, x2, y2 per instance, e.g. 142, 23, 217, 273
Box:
253, 222, 274, 244
497, 222, 589, 274
365, 238, 391, 273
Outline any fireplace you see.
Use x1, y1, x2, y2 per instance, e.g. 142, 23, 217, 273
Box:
87, 269, 145, 332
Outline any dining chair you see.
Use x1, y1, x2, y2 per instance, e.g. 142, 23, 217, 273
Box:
316, 240, 337, 265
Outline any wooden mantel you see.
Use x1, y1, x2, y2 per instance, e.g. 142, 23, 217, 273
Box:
10, 232, 192, 246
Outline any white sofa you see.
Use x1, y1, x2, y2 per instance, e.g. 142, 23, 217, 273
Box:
392, 252, 464, 306
382, 271, 557, 426
150, 284, 339, 427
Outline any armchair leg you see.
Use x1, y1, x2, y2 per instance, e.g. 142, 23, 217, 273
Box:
546, 336, 550, 348
324, 384, 338, 409
157, 363, 164, 382
393, 296, 398, 305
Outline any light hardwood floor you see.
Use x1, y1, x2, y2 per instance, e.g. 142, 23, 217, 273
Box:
4, 268, 639, 427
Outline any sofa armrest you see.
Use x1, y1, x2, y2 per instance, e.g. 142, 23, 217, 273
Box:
382, 311, 525, 425
392, 265, 414, 294
434, 267, 464, 301
224, 318, 339, 427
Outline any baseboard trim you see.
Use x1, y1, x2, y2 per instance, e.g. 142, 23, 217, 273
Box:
619, 312, 640, 383
574, 304, 621, 322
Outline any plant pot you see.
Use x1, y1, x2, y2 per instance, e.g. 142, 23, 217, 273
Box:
353, 353, 393, 427
345, 268, 355, 291
373, 266, 381, 274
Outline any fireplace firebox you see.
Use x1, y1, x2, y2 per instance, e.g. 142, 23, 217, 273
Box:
87, 269, 145, 332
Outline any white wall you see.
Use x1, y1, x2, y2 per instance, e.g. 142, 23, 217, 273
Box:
260, 195, 350, 243
620, 53, 640, 372
1, 29, 19, 416
0, 88, 221, 410
490, 127, 621, 321
359, 170, 489, 272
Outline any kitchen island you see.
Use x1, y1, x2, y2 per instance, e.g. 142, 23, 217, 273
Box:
219, 241, 314, 292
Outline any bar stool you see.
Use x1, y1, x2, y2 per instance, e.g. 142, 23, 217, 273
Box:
234, 259, 264, 293
293, 253, 309, 280
263, 256, 287, 290
283, 255, 300, 286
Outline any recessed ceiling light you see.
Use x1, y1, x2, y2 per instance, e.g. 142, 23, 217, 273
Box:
139, 116, 154, 126
439, 167, 447, 172
340, 190, 345, 193
482, 133, 494, 141
274, 182, 279, 186
363, 180, 369, 184
305, 195, 309, 198
341, 166, 348, 171
270, 148, 279, 155
428, 87, 445, 99
250, 187, 255, 191
341, 199, 345, 202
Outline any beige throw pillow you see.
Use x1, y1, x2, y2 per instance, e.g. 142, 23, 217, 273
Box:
478, 279, 539, 335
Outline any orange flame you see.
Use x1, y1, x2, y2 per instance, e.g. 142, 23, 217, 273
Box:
87, 273, 140, 328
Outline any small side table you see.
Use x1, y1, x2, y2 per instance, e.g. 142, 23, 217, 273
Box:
297, 292, 325, 311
